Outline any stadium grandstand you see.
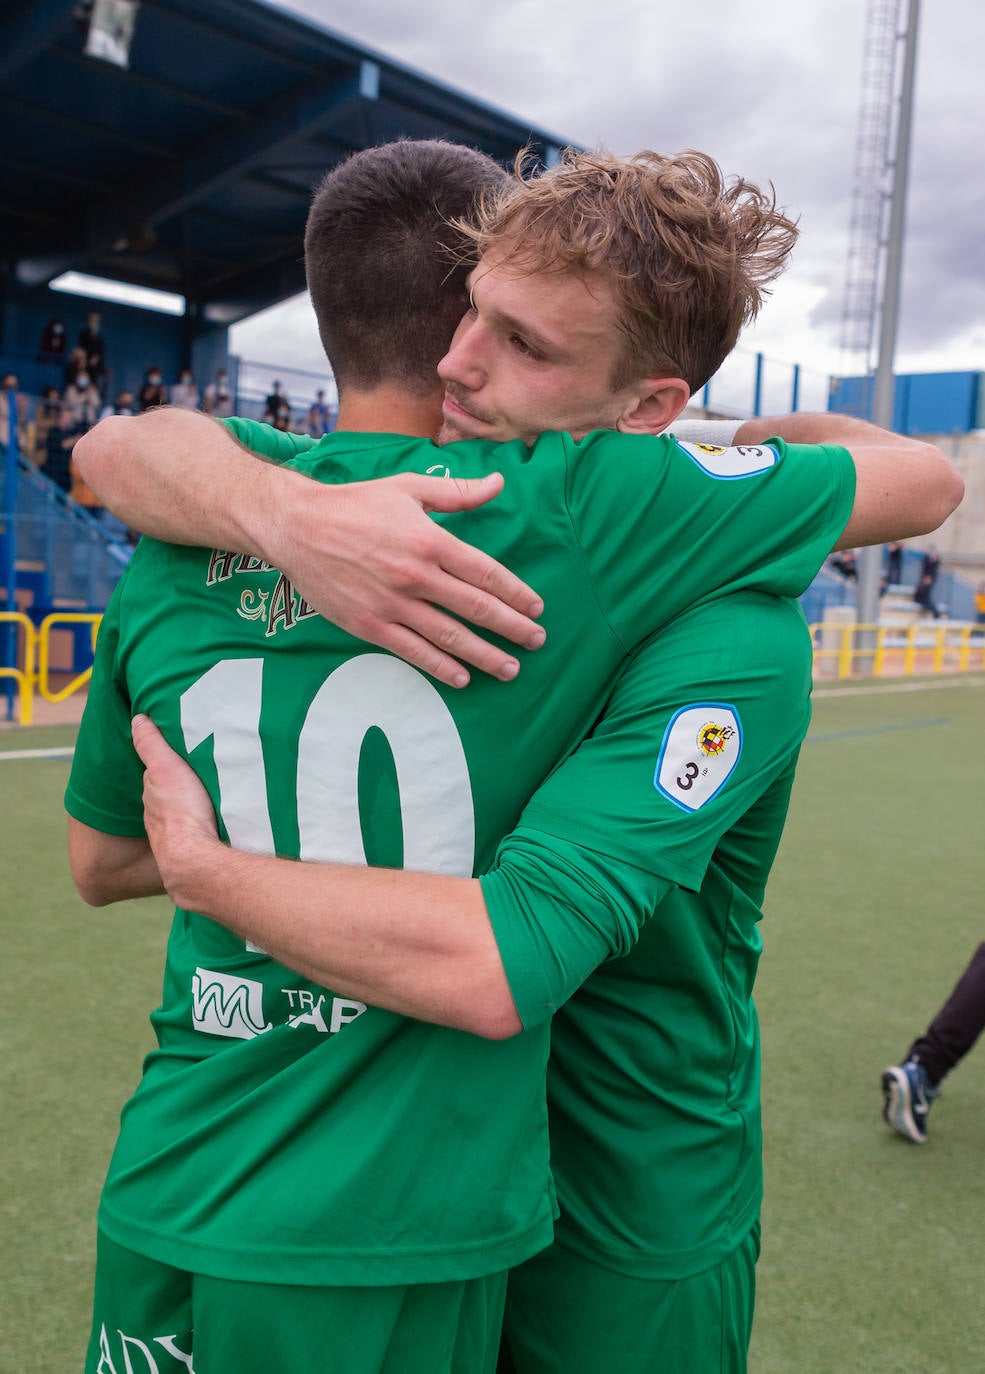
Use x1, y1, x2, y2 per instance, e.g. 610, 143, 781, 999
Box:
1, 0, 569, 718
2, 0, 984, 725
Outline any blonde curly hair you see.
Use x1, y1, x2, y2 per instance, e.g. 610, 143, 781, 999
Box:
458, 148, 798, 392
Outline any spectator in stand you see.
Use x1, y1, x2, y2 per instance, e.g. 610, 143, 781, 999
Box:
39, 317, 68, 362
305, 388, 334, 437
63, 370, 102, 430
0, 374, 30, 450
974, 582, 985, 626
43, 405, 80, 494
170, 368, 200, 410
880, 539, 904, 595
202, 367, 234, 418
100, 391, 137, 421
65, 346, 89, 388
138, 366, 168, 412
830, 548, 858, 580
913, 545, 942, 618
34, 386, 64, 463
79, 312, 108, 392
263, 379, 292, 429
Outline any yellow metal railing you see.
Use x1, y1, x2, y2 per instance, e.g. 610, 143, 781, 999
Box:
3, 610, 984, 722
811, 621, 985, 679
0, 612, 39, 726
0, 611, 103, 723
37, 613, 102, 702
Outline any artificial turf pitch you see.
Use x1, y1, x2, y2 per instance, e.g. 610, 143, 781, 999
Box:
2, 678, 983, 1372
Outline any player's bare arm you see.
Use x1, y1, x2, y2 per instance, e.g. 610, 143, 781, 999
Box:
67, 817, 165, 906
130, 715, 521, 1040
73, 408, 546, 689
733, 413, 963, 546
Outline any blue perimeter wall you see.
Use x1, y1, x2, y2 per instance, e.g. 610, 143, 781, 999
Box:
829, 371, 982, 435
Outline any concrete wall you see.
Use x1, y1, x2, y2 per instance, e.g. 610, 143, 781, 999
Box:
909, 433, 985, 574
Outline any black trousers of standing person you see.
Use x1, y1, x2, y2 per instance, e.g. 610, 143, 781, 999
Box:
908, 943, 985, 1085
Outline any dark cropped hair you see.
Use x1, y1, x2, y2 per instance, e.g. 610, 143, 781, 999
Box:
304, 140, 508, 396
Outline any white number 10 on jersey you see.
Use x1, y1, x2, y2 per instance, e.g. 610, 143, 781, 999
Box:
179, 654, 477, 884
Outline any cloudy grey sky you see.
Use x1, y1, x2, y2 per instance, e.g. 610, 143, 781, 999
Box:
232, 0, 985, 396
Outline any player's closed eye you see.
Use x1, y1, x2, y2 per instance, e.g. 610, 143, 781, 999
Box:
509, 334, 542, 360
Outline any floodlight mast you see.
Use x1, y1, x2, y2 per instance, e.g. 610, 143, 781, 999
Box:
857, 0, 922, 632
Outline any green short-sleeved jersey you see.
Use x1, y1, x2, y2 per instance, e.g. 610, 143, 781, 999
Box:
66, 426, 850, 1287
483, 591, 812, 1280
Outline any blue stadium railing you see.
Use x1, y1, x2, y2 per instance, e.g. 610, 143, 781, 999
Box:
1, 394, 132, 717
12, 457, 131, 608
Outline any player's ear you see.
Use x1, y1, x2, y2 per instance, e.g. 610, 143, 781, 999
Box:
616, 377, 691, 436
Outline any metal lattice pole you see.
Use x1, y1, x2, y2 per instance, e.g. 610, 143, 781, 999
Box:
856, 0, 922, 633
839, 0, 903, 383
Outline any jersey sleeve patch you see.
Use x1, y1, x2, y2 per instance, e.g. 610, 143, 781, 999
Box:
673, 439, 779, 479
654, 704, 743, 812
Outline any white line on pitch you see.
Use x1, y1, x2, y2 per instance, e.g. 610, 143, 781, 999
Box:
814, 676, 985, 699
0, 746, 76, 761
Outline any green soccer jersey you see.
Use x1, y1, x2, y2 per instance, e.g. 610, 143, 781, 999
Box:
482, 590, 813, 1283
66, 426, 851, 1287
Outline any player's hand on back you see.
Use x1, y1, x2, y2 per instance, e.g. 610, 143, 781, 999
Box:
273, 470, 547, 688
131, 714, 222, 911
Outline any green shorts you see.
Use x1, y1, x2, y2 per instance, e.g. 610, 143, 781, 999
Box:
499, 1223, 760, 1374
87, 1230, 508, 1374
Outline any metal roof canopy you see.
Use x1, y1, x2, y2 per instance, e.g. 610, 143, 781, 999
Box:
3, 0, 568, 327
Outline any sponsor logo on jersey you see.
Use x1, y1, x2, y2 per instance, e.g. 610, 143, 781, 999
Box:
282, 986, 367, 1034
654, 704, 743, 812
674, 439, 779, 479
236, 588, 269, 621
206, 549, 274, 583
192, 967, 272, 1039
206, 550, 318, 639
95, 1322, 194, 1372
190, 971, 368, 1040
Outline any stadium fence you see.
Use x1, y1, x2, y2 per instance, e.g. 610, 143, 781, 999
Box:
811, 618, 985, 679
2, 608, 982, 727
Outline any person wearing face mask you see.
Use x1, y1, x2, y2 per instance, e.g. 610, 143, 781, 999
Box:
203, 368, 234, 418
171, 369, 200, 410
65, 346, 90, 388
39, 318, 68, 362
63, 370, 102, 430
80, 312, 108, 391
139, 367, 168, 412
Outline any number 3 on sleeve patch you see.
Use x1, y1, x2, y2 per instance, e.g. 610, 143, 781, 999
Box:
674, 439, 778, 478
654, 704, 743, 812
